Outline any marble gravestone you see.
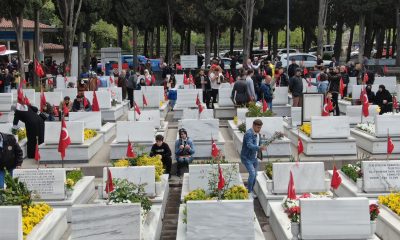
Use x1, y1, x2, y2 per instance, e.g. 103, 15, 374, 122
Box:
175, 74, 184, 86
302, 94, 323, 122
71, 204, 141, 240
352, 85, 379, 100
179, 119, 219, 141
56, 76, 77, 88
218, 87, 234, 107
175, 89, 203, 108
98, 87, 123, 103
374, 76, 397, 93
0, 93, 13, 111
102, 166, 155, 196
134, 90, 161, 108
127, 109, 161, 128
69, 112, 102, 130
0, 206, 23, 240
374, 115, 400, 137
13, 168, 66, 200
300, 198, 370, 239
302, 78, 317, 93
237, 108, 248, 123
182, 108, 214, 119
44, 92, 63, 106
245, 117, 283, 138
362, 161, 400, 192
142, 86, 164, 100
272, 162, 326, 194
311, 116, 350, 139
84, 91, 112, 109
188, 164, 241, 192
116, 121, 155, 142
347, 77, 357, 95
54, 88, 78, 100
0, 123, 13, 135
272, 87, 288, 105
44, 121, 85, 144
346, 105, 378, 124
291, 107, 302, 126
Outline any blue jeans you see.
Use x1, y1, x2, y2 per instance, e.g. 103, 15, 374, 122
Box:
169, 100, 176, 109
242, 158, 258, 193
176, 156, 193, 164
4, 85, 11, 93
0, 169, 13, 189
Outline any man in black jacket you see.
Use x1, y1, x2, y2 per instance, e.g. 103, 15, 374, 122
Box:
0, 132, 23, 188
194, 69, 211, 104
339, 66, 350, 98
289, 68, 303, 107
287, 58, 299, 78
150, 134, 172, 178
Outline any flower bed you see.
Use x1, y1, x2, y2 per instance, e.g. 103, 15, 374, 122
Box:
84, 128, 97, 141
341, 162, 362, 182
22, 203, 52, 237
356, 122, 375, 135
65, 169, 84, 191
299, 123, 311, 137
378, 192, 400, 216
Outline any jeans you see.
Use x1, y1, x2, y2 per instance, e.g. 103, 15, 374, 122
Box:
332, 92, 340, 116
176, 156, 193, 176
0, 169, 13, 189
4, 85, 11, 93
169, 100, 176, 110
242, 158, 258, 193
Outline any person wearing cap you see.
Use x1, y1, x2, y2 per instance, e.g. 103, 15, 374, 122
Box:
289, 68, 304, 107
72, 93, 92, 112
241, 119, 267, 198
150, 134, 172, 178
175, 128, 195, 177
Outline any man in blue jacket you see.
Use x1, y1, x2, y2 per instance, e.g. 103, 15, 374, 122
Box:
241, 119, 266, 198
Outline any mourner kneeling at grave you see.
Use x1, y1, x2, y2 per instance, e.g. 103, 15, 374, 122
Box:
175, 128, 195, 177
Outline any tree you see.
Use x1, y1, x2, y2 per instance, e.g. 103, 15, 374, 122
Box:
317, 0, 328, 56
53, 0, 83, 73
0, 0, 28, 79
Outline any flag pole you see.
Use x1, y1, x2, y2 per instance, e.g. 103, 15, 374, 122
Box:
36, 136, 40, 169
387, 129, 389, 161
297, 128, 301, 163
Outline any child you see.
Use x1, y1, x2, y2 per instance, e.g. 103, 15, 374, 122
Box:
167, 83, 177, 111
150, 134, 172, 178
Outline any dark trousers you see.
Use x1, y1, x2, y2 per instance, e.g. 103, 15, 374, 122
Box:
332, 92, 340, 116
162, 156, 172, 175
210, 89, 218, 108
127, 87, 134, 108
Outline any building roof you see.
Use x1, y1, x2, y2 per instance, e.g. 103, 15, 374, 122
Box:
43, 43, 64, 51
0, 18, 58, 32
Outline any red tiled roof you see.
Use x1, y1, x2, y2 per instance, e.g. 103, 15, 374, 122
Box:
0, 18, 55, 29
43, 43, 64, 50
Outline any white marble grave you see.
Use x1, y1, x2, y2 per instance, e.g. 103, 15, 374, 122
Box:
245, 117, 284, 137
182, 108, 214, 119
54, 88, 78, 100
346, 105, 378, 124
44, 121, 85, 144
178, 119, 219, 141
84, 91, 112, 109
272, 87, 289, 105
311, 116, 350, 139
11, 89, 35, 104
134, 90, 161, 108
69, 112, 102, 130
375, 114, 400, 137
13, 168, 66, 200
116, 121, 155, 142
218, 87, 234, 107
44, 92, 63, 106
374, 76, 397, 93
302, 78, 318, 93
352, 84, 379, 99
362, 161, 400, 192
237, 108, 248, 123
0, 206, 22, 240
99, 87, 123, 103
302, 94, 323, 122
128, 109, 161, 128
175, 89, 203, 108
0, 93, 13, 111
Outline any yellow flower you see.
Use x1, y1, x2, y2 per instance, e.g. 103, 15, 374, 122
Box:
114, 159, 130, 167
378, 192, 400, 216
376, 106, 381, 113
299, 123, 311, 137
137, 154, 164, 182
84, 129, 97, 141
22, 203, 52, 237
233, 116, 238, 125
159, 100, 164, 107
65, 178, 75, 189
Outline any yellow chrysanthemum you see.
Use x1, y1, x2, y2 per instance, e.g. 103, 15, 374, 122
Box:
378, 192, 400, 216
299, 123, 311, 137
22, 203, 52, 237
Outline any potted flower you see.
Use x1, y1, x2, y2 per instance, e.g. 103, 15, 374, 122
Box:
288, 206, 301, 240
341, 162, 363, 192
369, 203, 380, 237
264, 162, 273, 193
64, 169, 84, 198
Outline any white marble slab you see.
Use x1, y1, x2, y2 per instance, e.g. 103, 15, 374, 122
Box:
188, 164, 241, 193
0, 123, 13, 135
0, 206, 22, 240
348, 77, 357, 95
362, 161, 400, 192
272, 87, 289, 105
44, 121, 84, 144
291, 107, 302, 126
175, 89, 203, 108
300, 198, 370, 239
352, 84, 379, 100
11, 89, 35, 104
375, 114, 400, 137
346, 105, 378, 124
128, 109, 161, 128
178, 119, 219, 141
218, 87, 234, 107
175, 74, 184, 86
302, 78, 317, 93
186, 200, 254, 240
102, 166, 155, 196
69, 112, 102, 130
245, 117, 283, 138
98, 87, 123, 102
272, 162, 325, 194
182, 108, 214, 119
303, 94, 323, 122
84, 91, 112, 109
71, 203, 141, 240
311, 116, 350, 139
14, 168, 66, 200
56, 76, 77, 88
142, 86, 164, 100
237, 108, 248, 123
134, 90, 161, 108
54, 88, 78, 100
116, 121, 155, 142
0, 93, 13, 111
44, 92, 63, 106
374, 76, 397, 93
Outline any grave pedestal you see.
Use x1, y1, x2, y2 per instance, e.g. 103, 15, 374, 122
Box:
19, 139, 27, 159
26, 209, 68, 240
351, 128, 400, 155
42, 176, 96, 222
254, 172, 284, 217
121, 100, 130, 113
98, 122, 116, 142
39, 133, 104, 163
338, 99, 352, 114
175, 132, 225, 159
213, 103, 236, 119
271, 104, 291, 117
101, 104, 124, 122
376, 205, 400, 240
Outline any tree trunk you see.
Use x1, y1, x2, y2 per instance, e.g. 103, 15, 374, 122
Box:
375, 28, 385, 59
243, 0, 255, 63
210, 25, 214, 57
317, 0, 327, 56
205, 18, 211, 67
346, 24, 355, 62
229, 26, 235, 55
179, 31, 185, 55
78, 31, 83, 76
250, 26, 255, 55
213, 27, 218, 58
33, 7, 40, 86
132, 25, 139, 70
272, 28, 278, 58
333, 17, 344, 61
117, 23, 123, 48
358, 14, 366, 63
143, 29, 148, 57
364, 18, 374, 58
149, 28, 154, 58
260, 29, 264, 49
267, 31, 272, 56
386, 29, 391, 58
14, 15, 25, 80
166, 0, 173, 65
156, 26, 161, 58
396, 3, 400, 66
327, 28, 331, 45
186, 29, 191, 55
85, 29, 91, 71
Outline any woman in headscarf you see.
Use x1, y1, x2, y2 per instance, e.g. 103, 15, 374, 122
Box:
375, 84, 393, 115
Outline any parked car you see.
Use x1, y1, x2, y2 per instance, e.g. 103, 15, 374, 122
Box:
202, 57, 243, 70
308, 45, 334, 59
279, 53, 332, 68
277, 48, 298, 56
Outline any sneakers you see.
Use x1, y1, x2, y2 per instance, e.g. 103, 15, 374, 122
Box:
251, 192, 258, 199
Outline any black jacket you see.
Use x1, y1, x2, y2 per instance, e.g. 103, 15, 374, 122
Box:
194, 75, 211, 90
288, 63, 299, 78
0, 133, 23, 170
150, 142, 172, 161
328, 73, 341, 93
231, 79, 248, 104
72, 98, 92, 112
375, 86, 393, 114
289, 76, 303, 97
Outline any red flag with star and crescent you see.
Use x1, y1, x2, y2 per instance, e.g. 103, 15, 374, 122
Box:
262, 99, 268, 112
331, 165, 342, 190
143, 94, 148, 106
211, 138, 219, 158
297, 138, 304, 155
360, 87, 369, 117
40, 89, 47, 112
388, 135, 395, 155
287, 171, 296, 200
198, 103, 204, 114
126, 139, 136, 158
196, 93, 201, 106
339, 77, 345, 97
92, 91, 100, 112
105, 167, 115, 194
34, 59, 45, 78
34, 142, 40, 161
134, 101, 141, 115
58, 118, 71, 160
218, 165, 225, 190
393, 96, 398, 110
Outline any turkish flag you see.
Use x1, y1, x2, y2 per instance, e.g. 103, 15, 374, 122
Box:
307, 76, 312, 87
393, 96, 398, 110
287, 171, 296, 200
40, 89, 47, 112
322, 98, 330, 116
105, 167, 115, 194
331, 165, 342, 190
63, 103, 69, 117
229, 74, 234, 84
64, 76, 68, 83
211, 138, 219, 158
363, 73, 369, 84
126, 140, 136, 158
24, 95, 30, 106
143, 94, 148, 106
34, 59, 45, 78
189, 74, 194, 84
183, 74, 189, 85
360, 87, 369, 117
151, 74, 156, 84
303, 68, 308, 75
92, 91, 100, 111
53, 106, 59, 117
58, 118, 71, 160
23, 79, 27, 85
48, 78, 53, 85
297, 138, 304, 155
262, 99, 268, 112
225, 71, 230, 79
34, 142, 40, 161
196, 93, 201, 106
17, 84, 24, 104
388, 136, 395, 155
218, 165, 225, 190
109, 76, 114, 84
134, 101, 141, 115
198, 103, 204, 114
327, 97, 334, 111
83, 96, 89, 108
339, 77, 345, 97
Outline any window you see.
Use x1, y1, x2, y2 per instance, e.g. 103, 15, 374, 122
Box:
306, 55, 316, 61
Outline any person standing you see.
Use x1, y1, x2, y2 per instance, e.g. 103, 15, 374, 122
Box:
0, 132, 23, 188
175, 128, 195, 177
339, 65, 350, 98
287, 58, 299, 78
241, 119, 266, 198
260, 75, 274, 110
231, 69, 248, 106
289, 68, 304, 107
246, 69, 257, 101
150, 134, 172, 179
118, 70, 127, 100
209, 66, 221, 108
328, 67, 341, 116
3, 69, 13, 93
194, 69, 211, 105
126, 69, 137, 108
